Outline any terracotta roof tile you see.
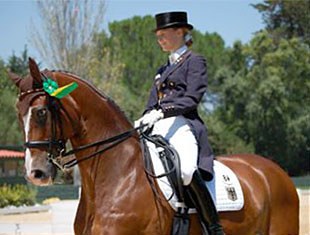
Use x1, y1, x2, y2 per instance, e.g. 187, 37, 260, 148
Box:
0, 150, 24, 158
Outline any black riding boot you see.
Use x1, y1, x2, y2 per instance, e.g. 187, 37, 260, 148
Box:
185, 170, 224, 235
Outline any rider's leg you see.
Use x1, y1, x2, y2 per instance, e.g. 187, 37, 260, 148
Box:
152, 116, 224, 234
185, 170, 224, 235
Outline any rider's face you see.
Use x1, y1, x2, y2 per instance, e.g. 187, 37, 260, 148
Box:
155, 28, 184, 53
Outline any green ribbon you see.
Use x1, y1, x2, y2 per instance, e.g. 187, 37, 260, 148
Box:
43, 78, 78, 99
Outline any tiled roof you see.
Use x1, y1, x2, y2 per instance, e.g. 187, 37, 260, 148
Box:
0, 150, 24, 159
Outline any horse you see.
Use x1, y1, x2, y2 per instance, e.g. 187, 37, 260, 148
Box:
8, 58, 299, 235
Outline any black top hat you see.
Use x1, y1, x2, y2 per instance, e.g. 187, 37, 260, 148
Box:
154, 11, 193, 31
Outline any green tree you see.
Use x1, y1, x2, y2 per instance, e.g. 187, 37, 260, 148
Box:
86, 35, 127, 118
0, 47, 34, 147
253, 0, 310, 45
0, 58, 23, 146
217, 31, 310, 175
7, 46, 29, 76
200, 110, 254, 156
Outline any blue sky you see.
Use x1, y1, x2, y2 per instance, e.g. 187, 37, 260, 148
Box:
0, 0, 264, 63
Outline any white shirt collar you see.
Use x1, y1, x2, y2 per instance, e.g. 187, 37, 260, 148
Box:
169, 45, 188, 65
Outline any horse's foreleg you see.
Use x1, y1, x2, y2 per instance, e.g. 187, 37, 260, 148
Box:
74, 196, 93, 235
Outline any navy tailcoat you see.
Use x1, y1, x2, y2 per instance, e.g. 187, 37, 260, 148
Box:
144, 50, 214, 181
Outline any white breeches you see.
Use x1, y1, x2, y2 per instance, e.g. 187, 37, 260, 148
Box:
151, 116, 198, 185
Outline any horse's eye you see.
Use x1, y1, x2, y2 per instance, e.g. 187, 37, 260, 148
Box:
37, 108, 47, 117
36, 108, 47, 124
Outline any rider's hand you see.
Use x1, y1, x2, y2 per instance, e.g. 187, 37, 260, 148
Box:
134, 109, 164, 132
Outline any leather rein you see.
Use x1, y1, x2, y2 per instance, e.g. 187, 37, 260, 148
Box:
21, 89, 142, 171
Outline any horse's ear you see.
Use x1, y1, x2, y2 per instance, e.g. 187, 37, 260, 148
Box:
7, 71, 23, 88
29, 57, 43, 88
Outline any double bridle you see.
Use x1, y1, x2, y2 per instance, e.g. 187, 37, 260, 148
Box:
22, 89, 141, 171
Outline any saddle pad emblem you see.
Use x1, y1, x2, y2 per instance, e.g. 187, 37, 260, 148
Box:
226, 186, 238, 201
222, 174, 238, 201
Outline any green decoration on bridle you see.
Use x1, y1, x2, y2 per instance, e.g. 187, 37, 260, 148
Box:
43, 77, 78, 99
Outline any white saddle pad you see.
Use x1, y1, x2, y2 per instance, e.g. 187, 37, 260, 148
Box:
147, 140, 244, 212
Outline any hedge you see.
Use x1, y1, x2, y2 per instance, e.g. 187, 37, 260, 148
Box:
0, 184, 37, 208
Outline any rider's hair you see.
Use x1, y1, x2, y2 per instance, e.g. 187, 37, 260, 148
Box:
181, 27, 193, 47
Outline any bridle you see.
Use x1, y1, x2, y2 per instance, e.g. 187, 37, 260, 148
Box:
21, 87, 141, 171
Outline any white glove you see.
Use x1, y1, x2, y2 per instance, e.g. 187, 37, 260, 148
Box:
134, 109, 164, 131
142, 109, 164, 127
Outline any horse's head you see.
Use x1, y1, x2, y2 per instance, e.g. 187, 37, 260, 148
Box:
8, 58, 77, 186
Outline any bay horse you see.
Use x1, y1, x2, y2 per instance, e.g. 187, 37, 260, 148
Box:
9, 58, 299, 235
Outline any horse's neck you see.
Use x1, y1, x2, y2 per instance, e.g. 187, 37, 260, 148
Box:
66, 90, 143, 198
72, 133, 143, 202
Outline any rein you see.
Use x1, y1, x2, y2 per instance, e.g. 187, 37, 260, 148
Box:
60, 126, 141, 169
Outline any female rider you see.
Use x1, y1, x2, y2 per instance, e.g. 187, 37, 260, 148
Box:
136, 11, 224, 235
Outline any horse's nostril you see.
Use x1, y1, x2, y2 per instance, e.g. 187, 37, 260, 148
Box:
31, 169, 46, 179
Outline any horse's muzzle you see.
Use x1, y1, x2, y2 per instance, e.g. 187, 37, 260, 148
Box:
26, 163, 57, 186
